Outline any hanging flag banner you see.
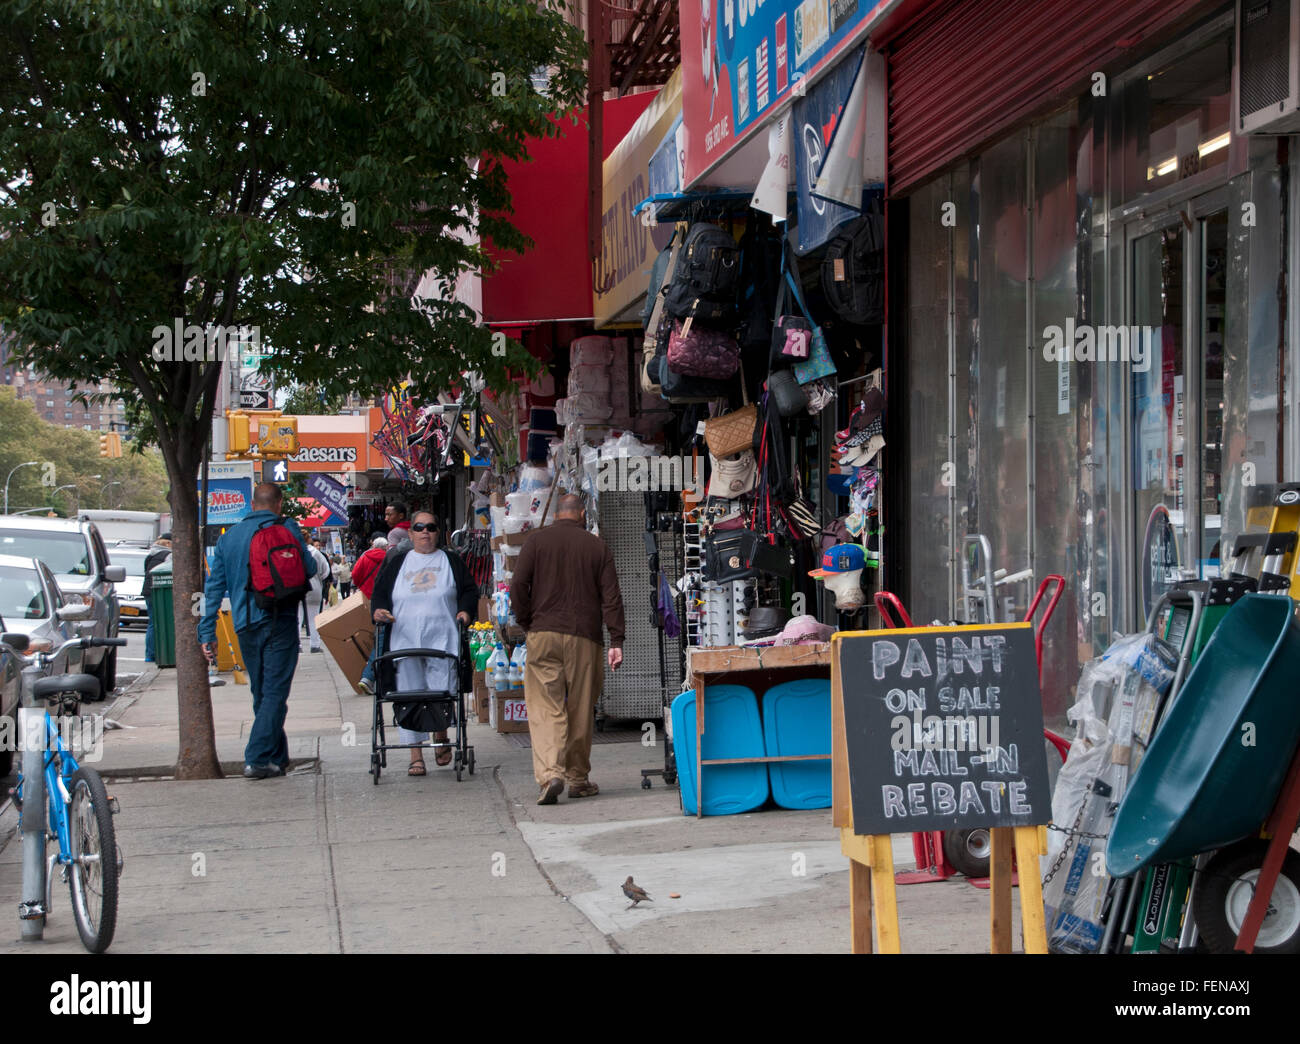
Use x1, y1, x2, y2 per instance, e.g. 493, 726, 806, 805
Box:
793, 44, 864, 253
305, 474, 352, 522
751, 113, 793, 222
680, 0, 889, 189
811, 46, 885, 209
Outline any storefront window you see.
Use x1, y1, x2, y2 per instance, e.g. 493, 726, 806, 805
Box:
1119, 28, 1232, 205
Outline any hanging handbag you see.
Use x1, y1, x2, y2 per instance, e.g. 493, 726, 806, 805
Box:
641, 233, 683, 395
703, 403, 758, 459
768, 369, 807, 418
780, 244, 838, 386
702, 528, 758, 583
667, 320, 741, 379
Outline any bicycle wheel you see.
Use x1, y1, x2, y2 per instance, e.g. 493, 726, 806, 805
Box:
67, 767, 118, 953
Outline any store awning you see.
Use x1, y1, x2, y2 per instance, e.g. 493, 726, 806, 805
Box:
596, 68, 683, 327
481, 92, 658, 326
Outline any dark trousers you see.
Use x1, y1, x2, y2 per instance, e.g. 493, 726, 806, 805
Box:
239, 612, 301, 768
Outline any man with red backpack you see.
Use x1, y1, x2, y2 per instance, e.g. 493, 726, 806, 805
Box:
198, 482, 317, 779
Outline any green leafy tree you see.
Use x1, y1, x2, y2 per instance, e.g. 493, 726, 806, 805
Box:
0, 0, 583, 777
281, 383, 346, 417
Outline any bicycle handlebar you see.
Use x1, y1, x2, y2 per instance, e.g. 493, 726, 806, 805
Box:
22, 635, 127, 664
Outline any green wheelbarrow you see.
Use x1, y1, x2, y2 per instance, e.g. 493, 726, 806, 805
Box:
1107, 593, 1300, 876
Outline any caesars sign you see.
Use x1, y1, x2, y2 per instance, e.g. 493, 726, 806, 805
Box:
283, 435, 368, 475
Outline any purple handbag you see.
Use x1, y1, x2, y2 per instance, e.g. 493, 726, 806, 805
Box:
666, 320, 740, 380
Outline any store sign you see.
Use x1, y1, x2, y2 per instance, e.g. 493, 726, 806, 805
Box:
680, 0, 887, 188
793, 44, 863, 252
835, 624, 1051, 835
597, 68, 683, 328
305, 474, 351, 521
199, 461, 254, 526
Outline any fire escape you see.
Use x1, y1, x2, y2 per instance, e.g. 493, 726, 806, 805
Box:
587, 0, 679, 293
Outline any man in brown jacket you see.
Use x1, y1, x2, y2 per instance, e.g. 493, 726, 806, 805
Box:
510, 493, 624, 805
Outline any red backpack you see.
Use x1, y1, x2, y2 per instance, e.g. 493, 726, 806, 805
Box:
248, 518, 310, 610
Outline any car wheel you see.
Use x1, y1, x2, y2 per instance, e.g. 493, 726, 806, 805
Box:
93, 648, 117, 700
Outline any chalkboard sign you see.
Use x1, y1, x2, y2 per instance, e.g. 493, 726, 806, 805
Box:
836, 624, 1051, 836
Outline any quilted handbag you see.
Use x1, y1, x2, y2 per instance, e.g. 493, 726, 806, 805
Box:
667, 320, 740, 379
703, 404, 758, 459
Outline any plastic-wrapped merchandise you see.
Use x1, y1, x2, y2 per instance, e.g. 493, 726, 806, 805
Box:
570, 335, 614, 367
562, 391, 613, 422
598, 431, 653, 459
517, 464, 552, 493
1042, 633, 1176, 953
567, 362, 611, 396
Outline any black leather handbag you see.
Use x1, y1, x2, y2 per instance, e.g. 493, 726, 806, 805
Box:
702, 529, 794, 582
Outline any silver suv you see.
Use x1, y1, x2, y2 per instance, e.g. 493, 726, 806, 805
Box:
0, 517, 124, 698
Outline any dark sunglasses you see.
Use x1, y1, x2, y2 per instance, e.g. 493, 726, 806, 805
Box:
410, 522, 437, 533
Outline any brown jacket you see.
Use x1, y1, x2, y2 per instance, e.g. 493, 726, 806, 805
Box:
510, 518, 625, 648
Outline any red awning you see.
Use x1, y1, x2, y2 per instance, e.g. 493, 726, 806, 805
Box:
480, 92, 657, 325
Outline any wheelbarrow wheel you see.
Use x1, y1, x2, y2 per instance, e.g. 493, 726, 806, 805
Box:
1193, 841, 1300, 954
943, 828, 992, 879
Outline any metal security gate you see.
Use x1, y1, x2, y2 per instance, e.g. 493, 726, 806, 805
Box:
597, 492, 684, 721
883, 0, 1211, 194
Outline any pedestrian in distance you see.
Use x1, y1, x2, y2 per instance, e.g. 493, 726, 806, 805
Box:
302, 538, 331, 653
352, 535, 389, 696
142, 531, 172, 663
509, 493, 624, 805
199, 482, 316, 779
369, 511, 477, 774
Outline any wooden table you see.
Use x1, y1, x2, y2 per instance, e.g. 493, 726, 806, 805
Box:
685, 642, 832, 819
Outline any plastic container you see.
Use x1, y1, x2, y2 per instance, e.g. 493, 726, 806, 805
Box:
762, 679, 832, 810
670, 685, 769, 816
502, 515, 534, 534
489, 644, 510, 693
509, 642, 526, 692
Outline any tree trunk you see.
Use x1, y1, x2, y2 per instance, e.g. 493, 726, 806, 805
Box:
163, 438, 223, 780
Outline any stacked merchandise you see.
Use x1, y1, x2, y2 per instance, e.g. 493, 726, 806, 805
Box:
556, 335, 614, 426
607, 336, 634, 430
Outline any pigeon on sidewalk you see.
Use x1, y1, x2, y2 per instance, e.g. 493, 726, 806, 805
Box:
622, 876, 653, 909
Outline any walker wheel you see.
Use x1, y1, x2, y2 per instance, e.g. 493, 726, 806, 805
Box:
467, 749, 475, 775
370, 754, 380, 785
641, 777, 652, 790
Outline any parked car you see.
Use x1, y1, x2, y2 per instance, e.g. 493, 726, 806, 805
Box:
0, 623, 22, 776
0, 554, 91, 675
108, 544, 151, 629
0, 517, 124, 698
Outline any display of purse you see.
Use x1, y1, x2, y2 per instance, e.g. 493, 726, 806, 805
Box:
701, 527, 794, 582
768, 369, 807, 418
703, 403, 757, 459
778, 243, 838, 386
667, 319, 741, 379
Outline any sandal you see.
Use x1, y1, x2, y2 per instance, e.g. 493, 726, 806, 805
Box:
434, 741, 453, 767
408, 759, 427, 776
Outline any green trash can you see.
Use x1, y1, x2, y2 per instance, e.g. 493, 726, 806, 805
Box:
147, 560, 176, 668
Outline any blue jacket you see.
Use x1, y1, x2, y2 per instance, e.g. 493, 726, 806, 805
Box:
198, 510, 317, 643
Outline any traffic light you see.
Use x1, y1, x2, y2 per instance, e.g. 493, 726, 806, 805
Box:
227, 411, 251, 454
98, 433, 110, 457
109, 433, 122, 458
258, 415, 299, 456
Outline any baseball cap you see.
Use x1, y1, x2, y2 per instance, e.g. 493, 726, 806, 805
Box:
809, 543, 866, 578
709, 449, 758, 498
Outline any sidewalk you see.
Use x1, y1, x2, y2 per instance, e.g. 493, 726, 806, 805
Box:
0, 641, 1013, 953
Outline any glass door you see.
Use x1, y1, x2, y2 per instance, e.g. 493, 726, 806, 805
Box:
1127, 200, 1230, 622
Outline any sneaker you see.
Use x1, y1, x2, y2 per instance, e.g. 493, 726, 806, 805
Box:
537, 777, 565, 805
568, 780, 599, 799
243, 764, 286, 780
357, 677, 375, 696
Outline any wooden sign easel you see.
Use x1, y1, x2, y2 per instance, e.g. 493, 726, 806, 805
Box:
831, 626, 1050, 953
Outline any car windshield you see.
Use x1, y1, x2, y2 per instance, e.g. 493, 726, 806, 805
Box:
110, 551, 149, 577
0, 530, 91, 576
0, 564, 47, 621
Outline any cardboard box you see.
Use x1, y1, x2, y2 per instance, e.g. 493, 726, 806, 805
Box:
472, 673, 491, 723
494, 694, 529, 734
316, 591, 374, 695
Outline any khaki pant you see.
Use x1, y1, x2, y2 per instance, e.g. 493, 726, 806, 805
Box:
522, 630, 603, 786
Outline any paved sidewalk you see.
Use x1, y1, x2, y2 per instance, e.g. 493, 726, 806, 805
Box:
0, 640, 1014, 953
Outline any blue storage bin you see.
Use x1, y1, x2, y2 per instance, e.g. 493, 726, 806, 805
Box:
762, 679, 832, 810
671, 686, 768, 816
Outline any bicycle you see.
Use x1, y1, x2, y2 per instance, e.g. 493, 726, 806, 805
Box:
6, 634, 127, 953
